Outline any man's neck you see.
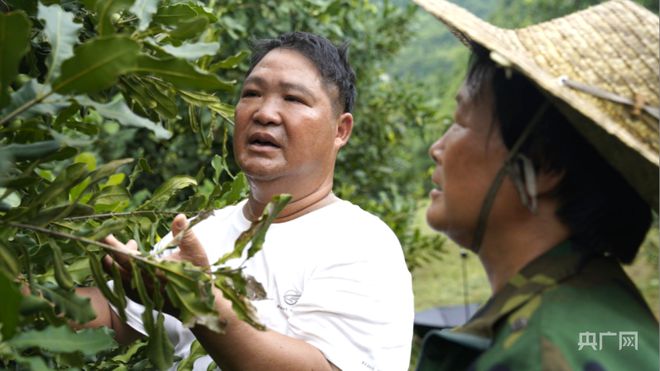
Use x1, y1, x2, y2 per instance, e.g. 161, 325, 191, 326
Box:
242, 174, 337, 223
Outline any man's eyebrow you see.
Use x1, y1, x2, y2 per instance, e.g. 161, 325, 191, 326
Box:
243, 75, 315, 97
243, 75, 266, 86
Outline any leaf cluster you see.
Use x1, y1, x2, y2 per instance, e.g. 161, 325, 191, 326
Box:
0, 0, 287, 369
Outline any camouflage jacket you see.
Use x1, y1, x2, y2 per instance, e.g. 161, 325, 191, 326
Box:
416, 240, 659, 371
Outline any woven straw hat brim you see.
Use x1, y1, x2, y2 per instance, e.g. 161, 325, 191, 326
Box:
414, 0, 659, 210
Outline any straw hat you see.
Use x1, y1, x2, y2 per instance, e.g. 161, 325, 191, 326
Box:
413, 0, 659, 211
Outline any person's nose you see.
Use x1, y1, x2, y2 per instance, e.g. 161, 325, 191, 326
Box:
428, 135, 445, 164
253, 97, 282, 126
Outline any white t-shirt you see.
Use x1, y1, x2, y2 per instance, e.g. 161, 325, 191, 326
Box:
117, 199, 414, 371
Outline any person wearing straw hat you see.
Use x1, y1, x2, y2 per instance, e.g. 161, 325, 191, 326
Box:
413, 0, 659, 370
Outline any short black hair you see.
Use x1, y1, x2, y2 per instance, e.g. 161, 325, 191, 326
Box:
464, 43, 651, 263
246, 31, 357, 114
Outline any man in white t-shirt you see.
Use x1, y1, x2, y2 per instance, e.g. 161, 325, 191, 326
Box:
79, 31, 414, 371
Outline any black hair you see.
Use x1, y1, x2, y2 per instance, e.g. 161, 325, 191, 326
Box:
246, 31, 356, 114
464, 43, 651, 263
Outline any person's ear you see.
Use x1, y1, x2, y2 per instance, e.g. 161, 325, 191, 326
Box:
335, 112, 353, 149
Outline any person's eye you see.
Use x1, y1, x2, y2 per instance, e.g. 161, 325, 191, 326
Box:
284, 95, 306, 104
241, 89, 259, 98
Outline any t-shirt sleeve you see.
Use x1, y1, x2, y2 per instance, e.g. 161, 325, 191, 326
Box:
285, 230, 414, 371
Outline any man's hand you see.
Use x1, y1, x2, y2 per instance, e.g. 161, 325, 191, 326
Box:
164, 214, 211, 270
102, 214, 211, 315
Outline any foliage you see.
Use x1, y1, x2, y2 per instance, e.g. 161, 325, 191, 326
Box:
0, 0, 290, 369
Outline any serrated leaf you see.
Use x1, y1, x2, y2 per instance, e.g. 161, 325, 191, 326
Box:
93, 185, 130, 212
0, 272, 21, 339
76, 95, 171, 139
135, 55, 234, 92
36, 284, 96, 323
9, 326, 117, 355
95, 0, 135, 35
155, 40, 220, 61
53, 36, 140, 94
129, 0, 159, 31
139, 175, 197, 209
38, 3, 82, 82
0, 11, 31, 108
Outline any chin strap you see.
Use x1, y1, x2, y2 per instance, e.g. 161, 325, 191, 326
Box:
468, 101, 550, 253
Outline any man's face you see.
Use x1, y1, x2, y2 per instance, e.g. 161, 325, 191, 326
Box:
233, 48, 350, 190
426, 80, 520, 248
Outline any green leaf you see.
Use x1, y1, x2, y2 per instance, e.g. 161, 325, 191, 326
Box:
0, 245, 20, 277
31, 203, 94, 226
38, 3, 82, 82
155, 41, 221, 61
0, 272, 21, 339
135, 55, 234, 92
95, 0, 135, 36
93, 184, 131, 212
88, 252, 126, 321
139, 175, 197, 209
53, 36, 140, 94
36, 284, 96, 323
41, 256, 91, 286
74, 152, 97, 171
146, 312, 174, 370
168, 16, 208, 41
0, 11, 31, 108
178, 90, 234, 121
209, 50, 249, 71
28, 162, 89, 211
9, 326, 117, 355
0, 80, 70, 120
215, 193, 289, 265
76, 95, 171, 139
6, 0, 37, 15
214, 172, 247, 207
153, 3, 198, 26
176, 340, 207, 371
129, 0, 159, 31
120, 75, 178, 119
164, 282, 221, 331
12, 355, 49, 371
0, 140, 61, 162
48, 241, 75, 290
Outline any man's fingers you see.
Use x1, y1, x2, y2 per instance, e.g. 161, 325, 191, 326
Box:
168, 214, 210, 269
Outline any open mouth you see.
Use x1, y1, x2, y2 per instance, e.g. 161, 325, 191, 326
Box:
248, 133, 281, 148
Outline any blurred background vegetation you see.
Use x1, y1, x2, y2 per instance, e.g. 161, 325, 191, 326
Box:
1, 0, 657, 369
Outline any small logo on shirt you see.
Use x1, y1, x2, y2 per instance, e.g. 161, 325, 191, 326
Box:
283, 290, 302, 305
